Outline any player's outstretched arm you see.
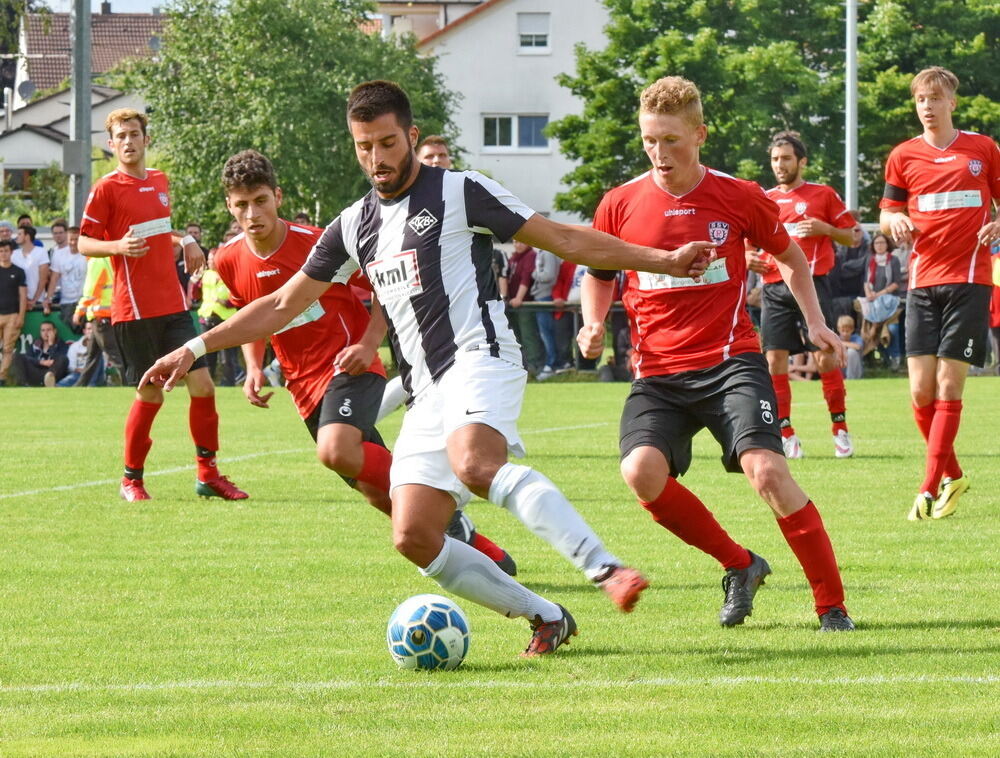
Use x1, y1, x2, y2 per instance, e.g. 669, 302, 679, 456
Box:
514, 214, 715, 278
772, 241, 845, 366
577, 273, 615, 360
140, 271, 331, 391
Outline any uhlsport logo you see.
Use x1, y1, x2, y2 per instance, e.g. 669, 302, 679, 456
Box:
794, 201, 808, 215
339, 398, 353, 417
964, 338, 974, 359
407, 208, 439, 236
759, 399, 774, 425
708, 221, 730, 245
968, 159, 983, 177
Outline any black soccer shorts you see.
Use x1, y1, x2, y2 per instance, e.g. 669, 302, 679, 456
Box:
760, 275, 837, 354
906, 283, 991, 367
114, 311, 207, 386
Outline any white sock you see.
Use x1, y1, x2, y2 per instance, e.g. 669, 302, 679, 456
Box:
420, 535, 560, 622
376, 376, 406, 422
488, 463, 619, 581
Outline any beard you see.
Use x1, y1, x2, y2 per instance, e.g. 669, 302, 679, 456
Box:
368, 149, 414, 196
775, 165, 800, 186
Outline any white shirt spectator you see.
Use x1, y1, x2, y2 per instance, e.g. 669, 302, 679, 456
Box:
50, 245, 88, 303
11, 246, 49, 302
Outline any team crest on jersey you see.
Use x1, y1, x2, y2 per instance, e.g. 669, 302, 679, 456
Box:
407, 208, 439, 236
794, 201, 808, 215
708, 221, 730, 245
968, 159, 983, 177
158, 192, 169, 207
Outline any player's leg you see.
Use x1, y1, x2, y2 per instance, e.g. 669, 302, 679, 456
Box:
443, 352, 647, 611
761, 282, 803, 458
812, 276, 852, 457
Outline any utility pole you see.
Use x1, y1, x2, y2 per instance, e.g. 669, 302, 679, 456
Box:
65, 0, 91, 225
845, 0, 858, 211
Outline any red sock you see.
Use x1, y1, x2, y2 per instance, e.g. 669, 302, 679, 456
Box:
641, 478, 750, 570
772, 372, 794, 437
921, 400, 963, 494
777, 501, 846, 616
357, 441, 392, 494
820, 369, 847, 434
913, 402, 961, 482
189, 395, 220, 481
471, 532, 507, 562
124, 399, 161, 473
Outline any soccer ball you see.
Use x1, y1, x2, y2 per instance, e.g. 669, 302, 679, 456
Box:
386, 594, 470, 671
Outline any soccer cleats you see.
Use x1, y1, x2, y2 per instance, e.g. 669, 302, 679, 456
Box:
119, 477, 151, 502
596, 565, 650, 613
522, 604, 577, 657
907, 492, 934, 521
196, 476, 249, 500
719, 551, 771, 626
819, 607, 855, 632
833, 430, 854, 458
933, 475, 969, 519
446, 510, 518, 576
782, 434, 804, 459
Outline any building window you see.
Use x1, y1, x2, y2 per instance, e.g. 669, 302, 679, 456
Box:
483, 115, 549, 151
517, 12, 549, 52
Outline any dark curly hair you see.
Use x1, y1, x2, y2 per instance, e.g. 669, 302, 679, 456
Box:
346, 80, 413, 128
222, 149, 277, 193
769, 131, 807, 161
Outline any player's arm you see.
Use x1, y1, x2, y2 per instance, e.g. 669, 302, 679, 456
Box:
795, 217, 855, 246
140, 270, 331, 391
241, 339, 274, 409
975, 198, 1000, 248
577, 272, 616, 360
514, 214, 715, 278
771, 241, 844, 364
335, 294, 388, 376
171, 233, 205, 275
16, 284, 26, 329
78, 232, 149, 259
879, 205, 917, 245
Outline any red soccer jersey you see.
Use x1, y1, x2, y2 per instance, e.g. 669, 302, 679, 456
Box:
80, 168, 186, 323
880, 131, 1000, 289
594, 168, 791, 377
761, 182, 855, 284
213, 221, 384, 418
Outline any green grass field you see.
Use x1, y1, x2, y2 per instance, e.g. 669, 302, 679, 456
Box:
1, 377, 999, 757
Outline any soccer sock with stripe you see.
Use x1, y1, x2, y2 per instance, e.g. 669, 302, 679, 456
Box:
640, 477, 751, 570
488, 463, 618, 581
189, 395, 220, 481
912, 402, 962, 482
420, 535, 561, 622
921, 399, 963, 495
820, 369, 848, 434
123, 399, 160, 477
776, 500, 846, 617
772, 372, 794, 437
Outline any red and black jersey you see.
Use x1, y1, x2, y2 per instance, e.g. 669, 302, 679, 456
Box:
214, 221, 384, 418
80, 168, 186, 323
880, 131, 1000, 289
593, 168, 790, 377
760, 182, 855, 284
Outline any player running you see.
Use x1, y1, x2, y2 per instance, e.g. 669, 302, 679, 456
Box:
578, 76, 854, 631
748, 132, 858, 459
215, 149, 515, 573
879, 66, 1000, 521
78, 108, 247, 502
141, 80, 715, 657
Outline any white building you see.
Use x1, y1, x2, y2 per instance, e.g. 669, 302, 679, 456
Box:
419, 0, 608, 223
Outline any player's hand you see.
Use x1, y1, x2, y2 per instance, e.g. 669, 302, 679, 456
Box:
795, 217, 828, 238
976, 219, 1000, 248
745, 249, 774, 275
243, 368, 274, 408
807, 323, 844, 368
118, 231, 150, 258
335, 343, 375, 376
577, 321, 605, 360
665, 241, 717, 278
887, 213, 918, 245
183, 242, 205, 276
139, 346, 195, 391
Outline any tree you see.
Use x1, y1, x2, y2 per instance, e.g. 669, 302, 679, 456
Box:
119, 0, 457, 239
551, 0, 1000, 219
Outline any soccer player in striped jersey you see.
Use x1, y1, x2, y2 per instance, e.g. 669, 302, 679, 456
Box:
142, 80, 716, 656
578, 77, 854, 631
879, 67, 1000, 521
78, 108, 247, 502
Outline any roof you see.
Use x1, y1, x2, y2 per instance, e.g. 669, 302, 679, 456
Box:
0, 122, 67, 145
23, 12, 164, 91
418, 0, 505, 47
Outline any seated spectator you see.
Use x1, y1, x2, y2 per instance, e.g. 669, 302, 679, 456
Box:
837, 314, 864, 380
0, 238, 27, 385
12, 224, 49, 310
857, 231, 903, 367
788, 350, 818, 381
12, 320, 68, 386
46, 223, 88, 331
57, 321, 102, 386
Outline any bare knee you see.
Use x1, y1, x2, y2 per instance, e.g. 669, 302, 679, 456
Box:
451, 452, 500, 496
620, 447, 669, 502
744, 455, 786, 502
316, 444, 355, 475
392, 521, 442, 566
910, 387, 934, 408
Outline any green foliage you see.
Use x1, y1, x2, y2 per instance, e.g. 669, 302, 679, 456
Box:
120, 0, 456, 240
0, 161, 67, 224
552, 0, 1000, 219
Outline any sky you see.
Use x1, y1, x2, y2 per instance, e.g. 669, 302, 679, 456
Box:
48, 1, 167, 13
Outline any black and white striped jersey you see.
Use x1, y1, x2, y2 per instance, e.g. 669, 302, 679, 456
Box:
302, 164, 533, 399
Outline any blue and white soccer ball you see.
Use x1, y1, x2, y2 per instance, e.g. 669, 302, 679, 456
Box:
386, 594, 470, 671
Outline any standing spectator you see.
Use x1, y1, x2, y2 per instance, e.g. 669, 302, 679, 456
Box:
532, 247, 563, 379
197, 249, 242, 386
0, 220, 13, 242
416, 135, 452, 168
551, 259, 585, 372
57, 321, 101, 386
12, 320, 68, 386
47, 223, 88, 331
506, 240, 544, 375
73, 255, 124, 387
0, 238, 27, 385
837, 314, 864, 379
12, 225, 49, 311
292, 212, 311, 226
43, 219, 69, 316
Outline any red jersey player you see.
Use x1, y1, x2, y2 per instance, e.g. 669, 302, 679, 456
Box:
747, 132, 857, 460
78, 108, 247, 502
579, 76, 854, 631
879, 67, 1000, 521
215, 149, 515, 573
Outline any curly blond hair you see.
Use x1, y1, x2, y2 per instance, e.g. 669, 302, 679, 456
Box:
639, 76, 703, 127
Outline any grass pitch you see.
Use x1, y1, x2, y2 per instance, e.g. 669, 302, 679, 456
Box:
1, 377, 999, 756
